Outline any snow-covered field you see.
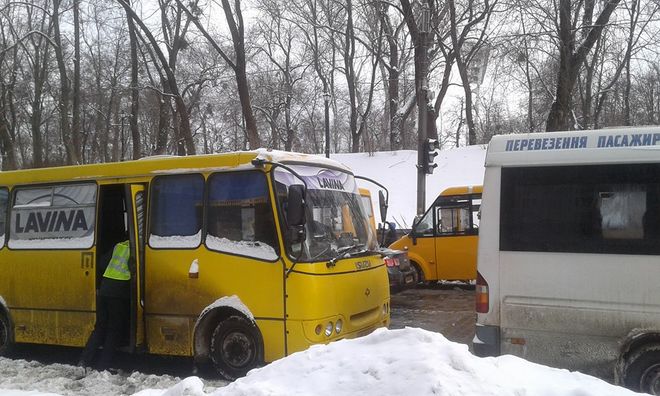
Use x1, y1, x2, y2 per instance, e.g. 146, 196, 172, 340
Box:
0, 146, 641, 395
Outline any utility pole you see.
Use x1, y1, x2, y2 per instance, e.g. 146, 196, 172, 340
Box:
416, 2, 431, 217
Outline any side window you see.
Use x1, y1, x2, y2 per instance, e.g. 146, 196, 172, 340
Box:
436, 197, 475, 235
9, 183, 96, 249
413, 207, 434, 236
500, 164, 660, 254
472, 197, 482, 230
206, 171, 279, 260
149, 174, 203, 248
0, 188, 8, 246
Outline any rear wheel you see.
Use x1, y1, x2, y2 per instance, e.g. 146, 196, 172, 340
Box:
210, 315, 263, 380
0, 313, 13, 356
623, 345, 660, 395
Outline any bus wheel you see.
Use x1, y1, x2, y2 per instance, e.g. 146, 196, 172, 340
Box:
411, 262, 425, 286
0, 313, 13, 356
210, 315, 263, 380
623, 344, 660, 395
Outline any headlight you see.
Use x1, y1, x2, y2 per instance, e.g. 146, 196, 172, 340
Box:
315, 324, 323, 335
382, 303, 388, 315
325, 322, 334, 337
335, 319, 343, 334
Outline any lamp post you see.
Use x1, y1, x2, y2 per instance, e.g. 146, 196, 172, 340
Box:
416, 2, 431, 217
323, 89, 331, 158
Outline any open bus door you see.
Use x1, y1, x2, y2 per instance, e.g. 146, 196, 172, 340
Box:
125, 184, 146, 351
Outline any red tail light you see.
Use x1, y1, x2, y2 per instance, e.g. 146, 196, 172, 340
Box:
384, 257, 398, 267
476, 271, 489, 313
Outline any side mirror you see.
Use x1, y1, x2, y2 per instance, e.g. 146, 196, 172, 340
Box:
378, 190, 388, 224
287, 184, 306, 244
287, 185, 306, 226
410, 215, 422, 245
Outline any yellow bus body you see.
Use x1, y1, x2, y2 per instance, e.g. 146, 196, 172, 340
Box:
0, 151, 389, 370
389, 185, 481, 282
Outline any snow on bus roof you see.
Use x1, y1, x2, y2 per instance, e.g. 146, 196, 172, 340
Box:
254, 148, 351, 172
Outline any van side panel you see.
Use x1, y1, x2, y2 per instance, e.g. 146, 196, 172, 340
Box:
499, 251, 660, 380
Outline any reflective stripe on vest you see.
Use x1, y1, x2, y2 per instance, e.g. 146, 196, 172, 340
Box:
103, 241, 131, 281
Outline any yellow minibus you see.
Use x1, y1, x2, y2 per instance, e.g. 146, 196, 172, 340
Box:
0, 149, 389, 379
389, 185, 481, 282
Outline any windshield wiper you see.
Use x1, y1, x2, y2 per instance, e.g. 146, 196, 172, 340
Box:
326, 243, 367, 268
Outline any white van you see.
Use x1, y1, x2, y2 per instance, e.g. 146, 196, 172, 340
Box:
473, 127, 660, 394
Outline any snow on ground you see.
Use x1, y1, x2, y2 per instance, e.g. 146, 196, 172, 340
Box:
1, 328, 639, 396
332, 146, 487, 228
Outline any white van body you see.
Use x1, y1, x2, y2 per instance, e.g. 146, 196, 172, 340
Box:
474, 127, 660, 394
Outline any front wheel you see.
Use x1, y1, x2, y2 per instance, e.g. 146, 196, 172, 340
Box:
411, 262, 426, 286
623, 345, 660, 395
210, 315, 263, 380
0, 313, 13, 356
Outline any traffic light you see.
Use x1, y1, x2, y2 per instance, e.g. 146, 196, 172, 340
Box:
424, 138, 439, 174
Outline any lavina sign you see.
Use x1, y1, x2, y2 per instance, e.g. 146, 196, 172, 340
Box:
14, 209, 90, 235
9, 184, 97, 242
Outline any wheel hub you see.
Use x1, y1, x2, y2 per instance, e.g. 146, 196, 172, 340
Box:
222, 331, 254, 368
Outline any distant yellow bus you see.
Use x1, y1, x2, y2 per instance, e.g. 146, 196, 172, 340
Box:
389, 185, 481, 282
0, 150, 389, 378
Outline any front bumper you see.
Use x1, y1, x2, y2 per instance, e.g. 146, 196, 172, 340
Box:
472, 324, 500, 357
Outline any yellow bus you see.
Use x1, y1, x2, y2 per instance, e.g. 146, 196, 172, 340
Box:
389, 185, 481, 282
0, 150, 390, 379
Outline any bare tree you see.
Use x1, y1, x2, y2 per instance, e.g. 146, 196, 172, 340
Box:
178, 0, 261, 149
545, 0, 622, 131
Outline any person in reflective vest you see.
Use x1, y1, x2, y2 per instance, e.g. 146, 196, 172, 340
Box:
79, 240, 131, 370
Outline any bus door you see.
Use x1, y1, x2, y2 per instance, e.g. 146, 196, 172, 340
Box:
434, 195, 479, 280
125, 184, 146, 350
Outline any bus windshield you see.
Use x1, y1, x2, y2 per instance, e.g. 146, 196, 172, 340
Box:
274, 165, 377, 261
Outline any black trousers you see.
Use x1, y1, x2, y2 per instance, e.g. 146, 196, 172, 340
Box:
80, 295, 129, 369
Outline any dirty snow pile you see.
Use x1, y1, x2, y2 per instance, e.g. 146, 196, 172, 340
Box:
1, 327, 639, 396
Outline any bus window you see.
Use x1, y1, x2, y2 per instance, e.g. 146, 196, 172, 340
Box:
149, 174, 203, 248
413, 207, 434, 236
206, 171, 279, 261
437, 204, 470, 234
0, 188, 7, 245
9, 183, 96, 249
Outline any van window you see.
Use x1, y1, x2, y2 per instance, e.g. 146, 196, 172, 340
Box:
9, 183, 97, 249
500, 164, 660, 254
413, 207, 434, 236
149, 174, 203, 248
206, 172, 278, 260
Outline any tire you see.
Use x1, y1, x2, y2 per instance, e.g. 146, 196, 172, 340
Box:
210, 315, 263, 380
411, 262, 425, 287
0, 312, 13, 356
623, 345, 660, 395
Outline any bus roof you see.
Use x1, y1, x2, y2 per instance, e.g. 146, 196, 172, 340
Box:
440, 185, 482, 196
0, 149, 352, 186
486, 126, 660, 167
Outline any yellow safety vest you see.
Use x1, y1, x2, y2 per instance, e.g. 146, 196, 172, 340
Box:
103, 240, 131, 281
